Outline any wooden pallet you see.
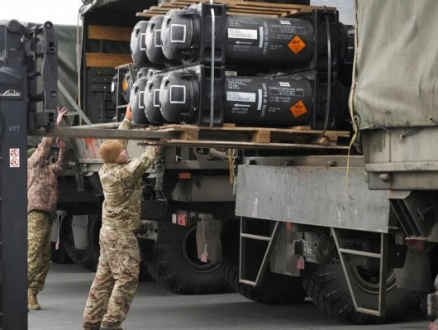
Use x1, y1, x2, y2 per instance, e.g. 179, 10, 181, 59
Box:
137, 0, 335, 18
138, 124, 351, 150
35, 124, 350, 150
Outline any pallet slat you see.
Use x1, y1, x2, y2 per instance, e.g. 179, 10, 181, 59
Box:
146, 124, 350, 137
38, 124, 350, 150
137, 0, 336, 18
142, 139, 349, 150
88, 25, 131, 42
142, 124, 350, 148
86, 53, 132, 68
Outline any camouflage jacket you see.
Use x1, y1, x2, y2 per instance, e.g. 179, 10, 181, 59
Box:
99, 119, 156, 230
28, 137, 69, 217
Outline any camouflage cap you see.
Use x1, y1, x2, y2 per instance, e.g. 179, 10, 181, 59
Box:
99, 140, 124, 163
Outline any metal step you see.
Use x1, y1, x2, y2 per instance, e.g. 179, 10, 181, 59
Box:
239, 218, 280, 287
331, 228, 388, 317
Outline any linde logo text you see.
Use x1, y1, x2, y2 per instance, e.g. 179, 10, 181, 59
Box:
0, 89, 21, 97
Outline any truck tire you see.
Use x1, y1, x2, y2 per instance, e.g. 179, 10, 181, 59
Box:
140, 225, 230, 294
302, 261, 420, 324
418, 292, 433, 319
62, 216, 153, 281
62, 216, 101, 272
50, 241, 72, 264
221, 220, 306, 305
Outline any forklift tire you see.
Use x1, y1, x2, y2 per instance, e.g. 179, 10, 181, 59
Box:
140, 225, 230, 294
50, 241, 73, 264
302, 261, 420, 324
221, 220, 306, 305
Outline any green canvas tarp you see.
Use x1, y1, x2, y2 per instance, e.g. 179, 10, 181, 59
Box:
352, 1, 438, 130
56, 24, 81, 111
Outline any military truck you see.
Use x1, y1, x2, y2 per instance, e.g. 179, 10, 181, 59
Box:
347, 0, 438, 323
44, 0, 437, 326
222, 0, 438, 326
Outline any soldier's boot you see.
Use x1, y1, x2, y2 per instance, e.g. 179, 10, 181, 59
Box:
100, 323, 123, 330
28, 289, 41, 310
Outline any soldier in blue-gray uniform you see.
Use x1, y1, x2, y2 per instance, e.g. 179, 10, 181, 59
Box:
83, 105, 159, 330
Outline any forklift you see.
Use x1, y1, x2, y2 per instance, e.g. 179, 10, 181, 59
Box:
0, 19, 58, 329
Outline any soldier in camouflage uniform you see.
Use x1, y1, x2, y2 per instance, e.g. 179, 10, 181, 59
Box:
28, 107, 69, 310
83, 104, 159, 330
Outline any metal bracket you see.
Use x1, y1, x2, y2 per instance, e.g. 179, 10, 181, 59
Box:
239, 218, 280, 287
331, 228, 388, 317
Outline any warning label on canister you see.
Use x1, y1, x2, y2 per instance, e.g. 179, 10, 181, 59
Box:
290, 101, 308, 118
288, 36, 306, 54
228, 28, 258, 40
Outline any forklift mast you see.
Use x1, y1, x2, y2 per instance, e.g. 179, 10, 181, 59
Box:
0, 19, 57, 329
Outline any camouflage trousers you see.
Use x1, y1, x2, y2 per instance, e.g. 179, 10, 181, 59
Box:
28, 210, 52, 292
154, 146, 165, 191
83, 225, 140, 330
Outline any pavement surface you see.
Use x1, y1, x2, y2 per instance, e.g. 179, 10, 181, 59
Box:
28, 263, 429, 330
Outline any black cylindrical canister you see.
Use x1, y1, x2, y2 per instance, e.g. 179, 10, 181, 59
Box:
111, 73, 126, 105
161, 9, 314, 65
145, 15, 169, 64
225, 16, 314, 64
161, 9, 200, 62
130, 77, 149, 125
137, 67, 151, 80
223, 76, 313, 126
144, 74, 165, 124
130, 21, 150, 67
159, 70, 199, 123
122, 71, 132, 103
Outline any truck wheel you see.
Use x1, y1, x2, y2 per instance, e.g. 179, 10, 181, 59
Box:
302, 261, 420, 324
140, 225, 230, 294
62, 216, 153, 280
221, 220, 306, 305
61, 216, 101, 272
50, 241, 72, 264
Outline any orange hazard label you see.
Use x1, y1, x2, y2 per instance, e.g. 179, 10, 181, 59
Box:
288, 36, 306, 54
122, 79, 128, 92
290, 101, 308, 118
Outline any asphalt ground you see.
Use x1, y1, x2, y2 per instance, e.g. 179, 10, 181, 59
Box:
28, 263, 429, 330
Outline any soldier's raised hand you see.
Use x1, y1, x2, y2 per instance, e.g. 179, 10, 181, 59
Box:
125, 103, 132, 120
56, 138, 67, 150
57, 107, 68, 125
